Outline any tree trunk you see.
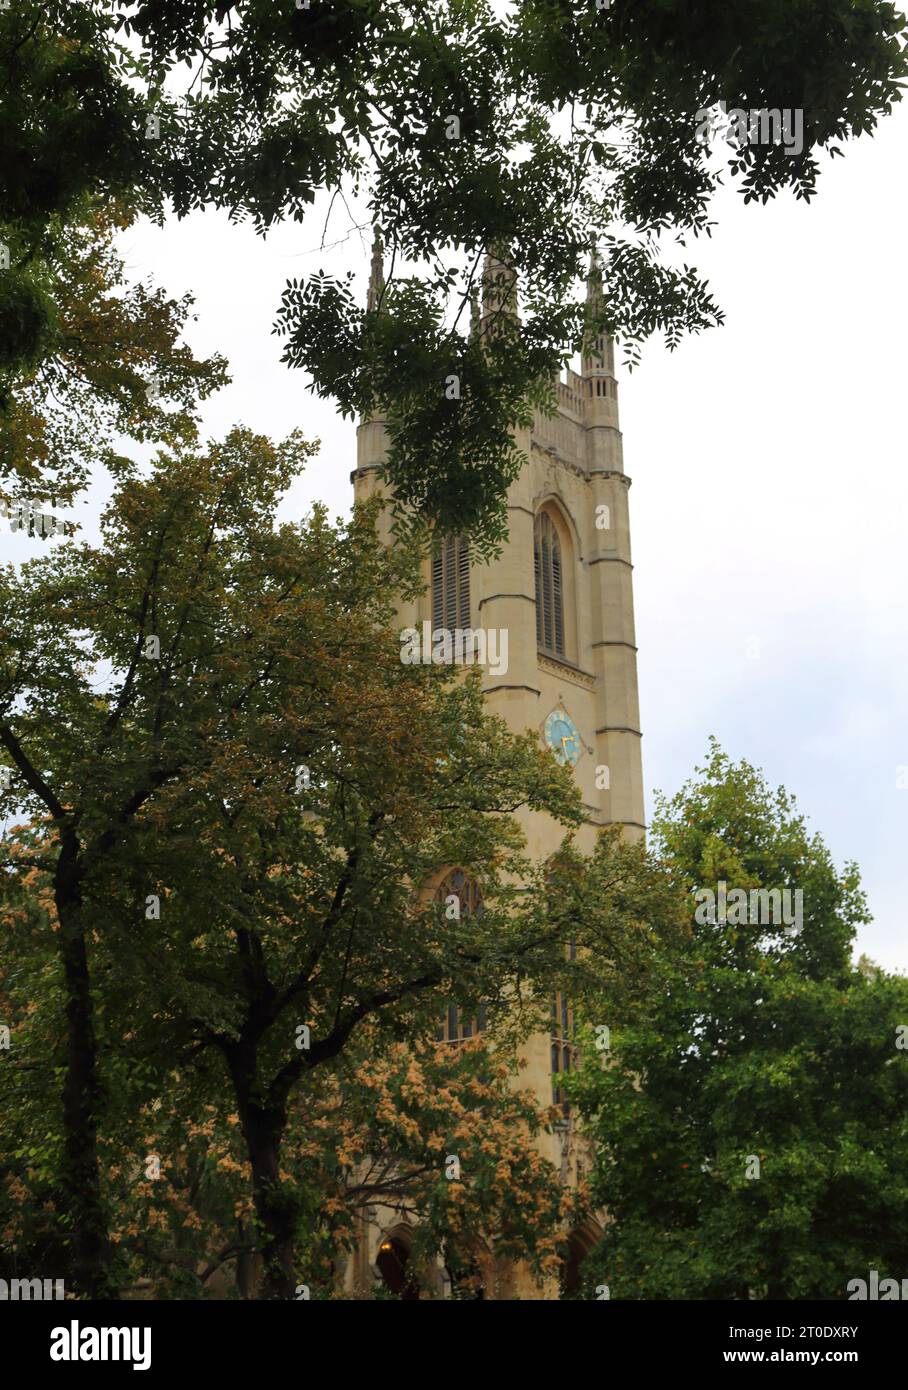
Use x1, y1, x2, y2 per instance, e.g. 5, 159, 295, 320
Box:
55, 841, 113, 1298
244, 1102, 295, 1299
227, 1048, 295, 1299
236, 1220, 255, 1299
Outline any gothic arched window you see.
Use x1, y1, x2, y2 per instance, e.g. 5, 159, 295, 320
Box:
551, 990, 576, 1119
434, 870, 486, 1043
432, 534, 471, 629
551, 941, 577, 1119
534, 511, 565, 657
436, 1001, 489, 1044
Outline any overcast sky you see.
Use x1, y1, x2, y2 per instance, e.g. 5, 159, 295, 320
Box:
10, 99, 906, 972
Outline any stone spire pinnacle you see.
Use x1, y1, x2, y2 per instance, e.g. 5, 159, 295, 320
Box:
582, 244, 615, 380
469, 287, 481, 341
367, 227, 384, 312
581, 243, 618, 434
585, 246, 603, 307
480, 245, 517, 330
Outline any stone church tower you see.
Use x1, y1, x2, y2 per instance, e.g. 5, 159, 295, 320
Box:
347, 241, 645, 1298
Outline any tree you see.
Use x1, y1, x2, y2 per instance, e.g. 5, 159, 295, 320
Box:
0, 425, 525, 1295
1, 819, 668, 1301
572, 741, 908, 1300
0, 202, 228, 507
298, 1036, 577, 1299
0, 422, 688, 1296
0, 4, 156, 376
0, 824, 70, 1282
107, 1035, 585, 1299
5, 2, 906, 542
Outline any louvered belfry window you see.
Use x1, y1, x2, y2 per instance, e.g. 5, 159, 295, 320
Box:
432, 534, 471, 629
534, 511, 565, 656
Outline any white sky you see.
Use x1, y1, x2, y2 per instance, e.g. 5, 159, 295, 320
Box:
6, 101, 906, 971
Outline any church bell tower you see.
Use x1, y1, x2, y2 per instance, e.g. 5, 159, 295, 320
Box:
349, 241, 646, 1297
354, 241, 645, 843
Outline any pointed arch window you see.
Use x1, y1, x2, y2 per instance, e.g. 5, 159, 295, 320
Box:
436, 1001, 489, 1044
432, 534, 471, 629
534, 511, 565, 656
551, 939, 577, 1119
551, 991, 576, 1119
433, 870, 486, 1043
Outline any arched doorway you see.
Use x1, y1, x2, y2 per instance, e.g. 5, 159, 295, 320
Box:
376, 1235, 420, 1300
559, 1220, 603, 1299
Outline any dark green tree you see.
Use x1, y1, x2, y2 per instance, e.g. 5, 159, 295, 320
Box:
573, 741, 908, 1300
4, 1, 906, 542
0, 419, 686, 1296
0, 4, 156, 376
0, 202, 227, 507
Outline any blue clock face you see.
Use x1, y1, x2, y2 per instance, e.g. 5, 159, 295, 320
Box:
543, 708, 582, 766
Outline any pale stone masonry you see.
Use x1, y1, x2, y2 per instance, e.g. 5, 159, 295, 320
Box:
347, 243, 645, 1298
